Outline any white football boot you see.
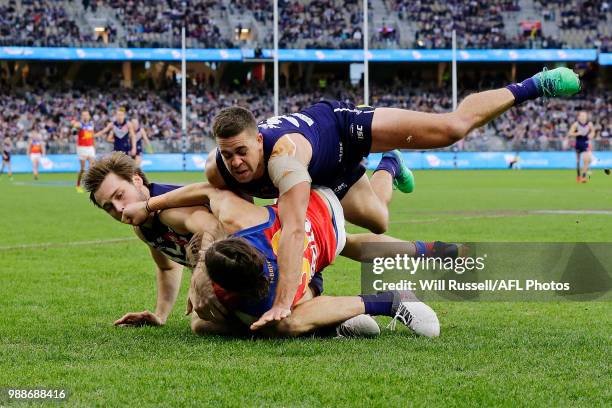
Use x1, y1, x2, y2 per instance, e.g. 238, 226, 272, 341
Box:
387, 291, 440, 338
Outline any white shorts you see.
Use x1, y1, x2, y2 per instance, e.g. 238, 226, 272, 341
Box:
77, 146, 96, 161
313, 186, 347, 258
29, 153, 41, 162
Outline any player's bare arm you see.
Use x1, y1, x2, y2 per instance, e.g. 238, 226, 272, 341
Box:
251, 133, 313, 328
568, 122, 579, 137
157, 206, 231, 322
94, 122, 113, 138
114, 232, 183, 327
121, 182, 218, 225
121, 180, 260, 227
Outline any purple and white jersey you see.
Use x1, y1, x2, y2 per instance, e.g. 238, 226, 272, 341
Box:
216, 100, 374, 199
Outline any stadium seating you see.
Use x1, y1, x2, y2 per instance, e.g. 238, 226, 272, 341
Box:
0, 0, 89, 46
1, 0, 610, 48
2, 81, 610, 154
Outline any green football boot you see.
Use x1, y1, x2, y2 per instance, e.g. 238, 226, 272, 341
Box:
383, 150, 415, 193
532, 67, 581, 97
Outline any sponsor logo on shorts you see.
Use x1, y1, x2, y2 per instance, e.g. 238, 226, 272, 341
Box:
356, 125, 364, 141
334, 183, 348, 194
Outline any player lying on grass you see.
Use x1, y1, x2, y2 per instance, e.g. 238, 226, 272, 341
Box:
180, 184, 443, 338
83, 152, 224, 328
84, 153, 455, 337
136, 68, 581, 328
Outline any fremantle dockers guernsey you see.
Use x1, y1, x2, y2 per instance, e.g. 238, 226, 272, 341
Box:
137, 183, 193, 267
575, 121, 590, 150
216, 101, 372, 199
112, 120, 131, 153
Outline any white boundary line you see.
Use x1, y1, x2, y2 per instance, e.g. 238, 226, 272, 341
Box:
0, 237, 136, 251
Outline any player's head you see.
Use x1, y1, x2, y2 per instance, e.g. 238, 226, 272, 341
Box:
131, 118, 139, 129
213, 107, 263, 183
116, 108, 126, 123
83, 152, 150, 222
81, 110, 91, 122
578, 111, 588, 124
204, 237, 270, 300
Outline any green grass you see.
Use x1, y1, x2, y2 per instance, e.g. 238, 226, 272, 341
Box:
0, 170, 610, 407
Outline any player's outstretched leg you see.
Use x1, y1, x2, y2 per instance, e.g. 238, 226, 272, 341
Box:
370, 67, 581, 151
272, 292, 439, 338
582, 151, 591, 183
76, 160, 86, 193
341, 233, 465, 263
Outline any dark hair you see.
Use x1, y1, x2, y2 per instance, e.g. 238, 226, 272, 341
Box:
212, 106, 257, 139
83, 152, 150, 208
204, 237, 270, 300
185, 231, 218, 268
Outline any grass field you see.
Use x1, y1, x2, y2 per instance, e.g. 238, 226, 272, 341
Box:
0, 170, 610, 407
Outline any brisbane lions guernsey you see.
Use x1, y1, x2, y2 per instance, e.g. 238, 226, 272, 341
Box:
77, 121, 95, 147
216, 190, 339, 318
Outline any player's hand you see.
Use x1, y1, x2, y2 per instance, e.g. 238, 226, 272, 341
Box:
130, 148, 137, 157
185, 269, 228, 323
114, 310, 163, 327
250, 306, 291, 330
121, 201, 149, 225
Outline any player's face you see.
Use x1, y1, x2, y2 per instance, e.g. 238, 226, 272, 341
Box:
81, 111, 90, 122
94, 173, 145, 222
217, 130, 263, 183
578, 112, 588, 123
116, 111, 126, 123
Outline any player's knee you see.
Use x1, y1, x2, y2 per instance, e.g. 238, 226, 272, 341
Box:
444, 113, 471, 144
361, 205, 389, 234
348, 207, 388, 234
368, 217, 388, 235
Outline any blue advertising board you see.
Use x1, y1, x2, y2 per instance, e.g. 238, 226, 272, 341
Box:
0, 46, 599, 62
8, 151, 612, 174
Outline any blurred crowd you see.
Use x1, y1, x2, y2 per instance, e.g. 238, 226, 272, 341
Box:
105, 0, 233, 48
2, 79, 610, 154
279, 0, 364, 49
1, 0, 609, 49
0, 0, 87, 46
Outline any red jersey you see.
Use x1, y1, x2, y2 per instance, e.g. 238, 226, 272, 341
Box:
215, 190, 338, 317
30, 140, 42, 154
77, 121, 95, 147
